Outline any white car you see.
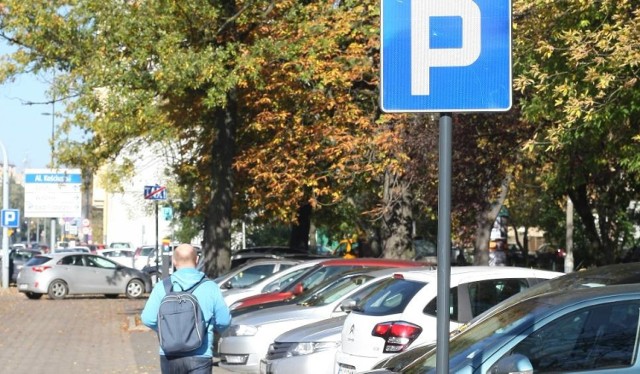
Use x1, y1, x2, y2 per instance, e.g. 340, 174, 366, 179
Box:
223, 259, 324, 307
261, 315, 346, 374
100, 248, 137, 268
218, 267, 431, 373
333, 266, 563, 374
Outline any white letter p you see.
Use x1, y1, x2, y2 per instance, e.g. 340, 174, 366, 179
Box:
411, 0, 481, 96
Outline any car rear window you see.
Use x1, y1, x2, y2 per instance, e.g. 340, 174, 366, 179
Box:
355, 278, 426, 316
24, 256, 52, 266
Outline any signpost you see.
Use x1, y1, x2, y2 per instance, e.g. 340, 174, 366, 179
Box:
1, 209, 20, 228
24, 169, 82, 218
381, 0, 512, 112
381, 1, 512, 372
144, 185, 167, 283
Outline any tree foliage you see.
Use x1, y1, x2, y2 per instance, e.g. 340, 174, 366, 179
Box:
513, 0, 640, 264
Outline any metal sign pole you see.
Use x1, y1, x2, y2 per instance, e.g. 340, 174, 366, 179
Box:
1, 141, 10, 289
436, 113, 452, 374
154, 200, 159, 284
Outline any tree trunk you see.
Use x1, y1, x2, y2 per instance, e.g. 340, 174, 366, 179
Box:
289, 203, 312, 251
202, 98, 238, 277
380, 170, 414, 259
473, 173, 512, 265
568, 185, 603, 265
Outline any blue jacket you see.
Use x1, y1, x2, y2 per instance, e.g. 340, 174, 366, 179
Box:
141, 268, 232, 357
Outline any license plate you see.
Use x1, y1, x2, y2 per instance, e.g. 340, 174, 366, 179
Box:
18, 284, 28, 290
259, 359, 270, 374
337, 364, 356, 374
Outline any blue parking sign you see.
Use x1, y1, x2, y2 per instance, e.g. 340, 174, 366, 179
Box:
381, 0, 512, 112
1, 209, 20, 228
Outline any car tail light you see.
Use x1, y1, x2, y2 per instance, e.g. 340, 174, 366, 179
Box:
372, 321, 422, 353
31, 266, 51, 272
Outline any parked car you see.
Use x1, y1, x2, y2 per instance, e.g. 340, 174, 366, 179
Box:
229, 258, 430, 312
52, 246, 92, 254
108, 242, 133, 249
531, 243, 566, 271
261, 315, 347, 374
0, 248, 41, 284
230, 246, 334, 270
368, 261, 640, 373
219, 267, 430, 374
215, 258, 304, 291
333, 266, 563, 373
365, 283, 640, 374
16, 253, 152, 300
223, 259, 324, 307
100, 248, 137, 268
133, 245, 156, 270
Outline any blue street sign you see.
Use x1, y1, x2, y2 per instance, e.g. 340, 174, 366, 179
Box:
1, 209, 20, 228
381, 0, 512, 112
144, 184, 167, 201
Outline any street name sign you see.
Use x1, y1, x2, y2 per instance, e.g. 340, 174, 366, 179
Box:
381, 0, 512, 112
24, 169, 82, 218
144, 185, 167, 200
1, 209, 20, 228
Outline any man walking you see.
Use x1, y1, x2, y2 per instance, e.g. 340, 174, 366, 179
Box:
141, 243, 231, 373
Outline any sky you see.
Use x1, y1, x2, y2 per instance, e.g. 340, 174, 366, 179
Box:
0, 42, 56, 172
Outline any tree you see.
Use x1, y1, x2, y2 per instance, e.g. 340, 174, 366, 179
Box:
0, 0, 406, 274
514, 0, 640, 265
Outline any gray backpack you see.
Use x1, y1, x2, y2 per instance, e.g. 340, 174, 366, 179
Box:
158, 276, 210, 355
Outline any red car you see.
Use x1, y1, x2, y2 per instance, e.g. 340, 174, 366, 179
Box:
228, 257, 430, 312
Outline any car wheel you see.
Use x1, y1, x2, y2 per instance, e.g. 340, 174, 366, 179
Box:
25, 292, 43, 300
126, 279, 144, 299
48, 279, 69, 300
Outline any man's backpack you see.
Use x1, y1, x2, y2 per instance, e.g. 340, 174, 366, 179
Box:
157, 276, 210, 355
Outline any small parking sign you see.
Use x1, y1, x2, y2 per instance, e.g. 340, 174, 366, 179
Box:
1, 209, 20, 228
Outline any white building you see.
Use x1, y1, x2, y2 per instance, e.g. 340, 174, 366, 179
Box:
93, 145, 174, 248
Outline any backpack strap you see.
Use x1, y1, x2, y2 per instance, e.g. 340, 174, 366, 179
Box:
163, 275, 210, 294
185, 275, 210, 293
162, 276, 174, 294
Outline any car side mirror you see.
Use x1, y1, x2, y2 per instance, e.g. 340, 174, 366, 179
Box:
224, 281, 233, 289
292, 283, 304, 295
489, 354, 533, 374
340, 298, 357, 313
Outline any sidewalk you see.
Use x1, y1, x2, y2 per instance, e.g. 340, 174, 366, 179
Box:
0, 287, 232, 374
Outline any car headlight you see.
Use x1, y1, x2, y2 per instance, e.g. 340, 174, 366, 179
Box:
288, 341, 340, 357
227, 324, 258, 336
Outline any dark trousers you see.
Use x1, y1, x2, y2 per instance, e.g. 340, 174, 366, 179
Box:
160, 355, 213, 374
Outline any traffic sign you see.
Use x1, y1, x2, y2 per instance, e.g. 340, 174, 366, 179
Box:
144, 185, 167, 200
381, 0, 512, 112
24, 169, 82, 218
1, 209, 20, 228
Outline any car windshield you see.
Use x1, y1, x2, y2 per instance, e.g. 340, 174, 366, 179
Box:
403, 298, 554, 373
298, 274, 374, 307
282, 264, 356, 293
263, 268, 309, 292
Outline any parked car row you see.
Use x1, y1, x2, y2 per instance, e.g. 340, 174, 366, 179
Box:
200, 255, 559, 374
364, 262, 640, 373
15, 246, 640, 374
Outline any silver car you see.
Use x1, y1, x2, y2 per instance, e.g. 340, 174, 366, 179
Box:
218, 267, 429, 374
262, 315, 346, 374
16, 253, 152, 300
